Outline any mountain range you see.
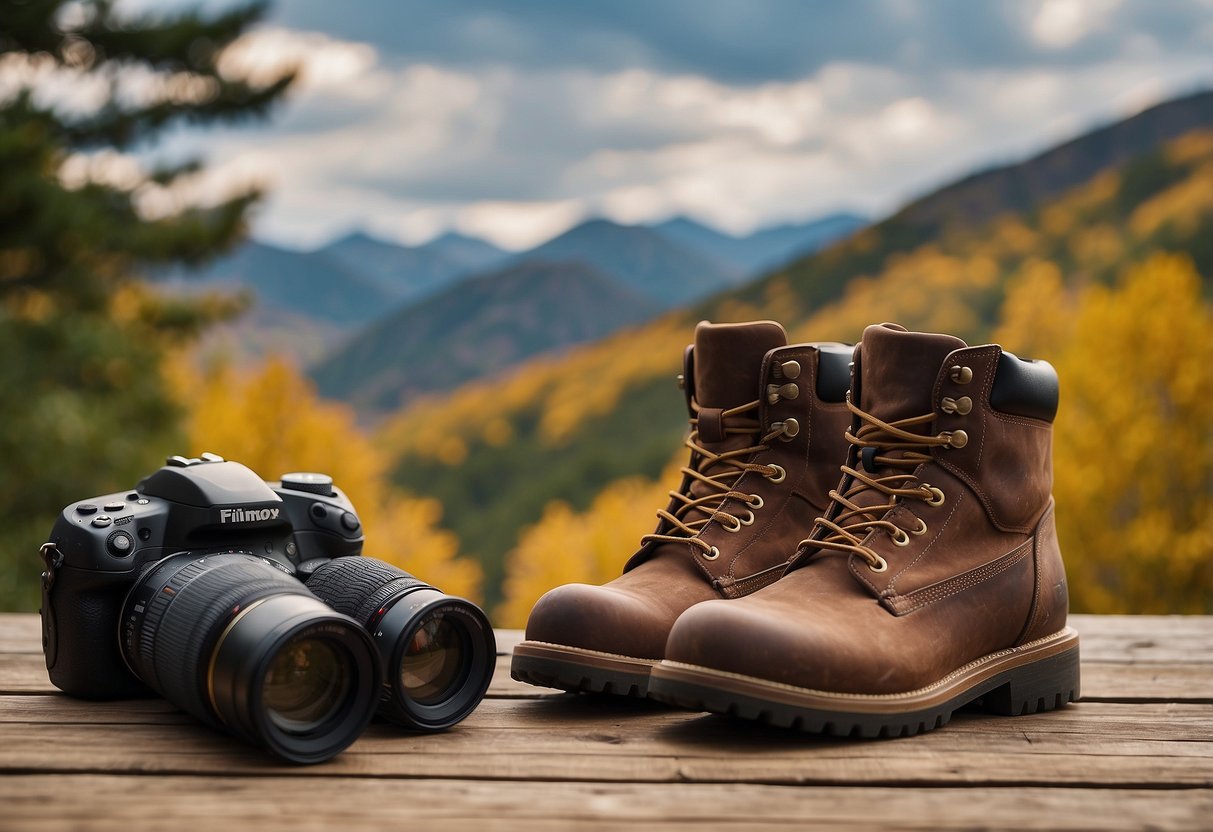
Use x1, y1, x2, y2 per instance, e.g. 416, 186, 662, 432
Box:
161, 210, 867, 406
311, 260, 662, 411
652, 213, 866, 273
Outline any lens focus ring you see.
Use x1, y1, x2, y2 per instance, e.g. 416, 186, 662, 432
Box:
120, 552, 381, 763
307, 557, 431, 625
133, 555, 315, 721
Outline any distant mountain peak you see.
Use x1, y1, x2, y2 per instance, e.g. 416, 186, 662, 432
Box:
325, 229, 394, 250
649, 211, 868, 275
519, 217, 743, 307
429, 230, 495, 246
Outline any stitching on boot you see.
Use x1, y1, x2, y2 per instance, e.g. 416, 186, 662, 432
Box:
883, 540, 1033, 615
886, 488, 965, 593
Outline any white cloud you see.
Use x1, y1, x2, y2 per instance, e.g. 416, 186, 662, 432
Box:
115, 13, 1213, 251
1028, 0, 1120, 49
455, 200, 587, 249
219, 27, 380, 92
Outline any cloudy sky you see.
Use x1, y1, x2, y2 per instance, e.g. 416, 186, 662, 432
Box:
151, 0, 1213, 249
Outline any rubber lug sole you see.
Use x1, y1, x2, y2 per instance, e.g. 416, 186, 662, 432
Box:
648, 627, 1080, 737
511, 640, 659, 698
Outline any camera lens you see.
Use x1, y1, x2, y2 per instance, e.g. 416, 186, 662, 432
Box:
401, 613, 468, 705
263, 636, 349, 733
120, 551, 381, 763
306, 556, 495, 731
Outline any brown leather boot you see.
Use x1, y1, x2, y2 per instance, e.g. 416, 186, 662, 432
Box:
511, 320, 853, 696
649, 323, 1079, 734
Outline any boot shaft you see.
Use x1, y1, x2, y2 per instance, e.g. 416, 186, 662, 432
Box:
852, 323, 1058, 533
800, 322, 1067, 643
683, 340, 853, 597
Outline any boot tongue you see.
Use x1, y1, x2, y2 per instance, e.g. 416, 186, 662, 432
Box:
675, 320, 786, 535
693, 320, 787, 409
858, 323, 968, 422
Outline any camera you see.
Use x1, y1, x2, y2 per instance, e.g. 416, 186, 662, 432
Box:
39, 453, 495, 763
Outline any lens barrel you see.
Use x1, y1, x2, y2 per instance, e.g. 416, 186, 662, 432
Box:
120, 551, 381, 764
306, 556, 495, 730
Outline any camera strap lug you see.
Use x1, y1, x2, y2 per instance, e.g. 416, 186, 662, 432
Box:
40, 542, 63, 591
39, 542, 63, 666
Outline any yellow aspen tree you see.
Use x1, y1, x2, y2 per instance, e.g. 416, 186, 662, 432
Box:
997, 254, 1213, 612
496, 465, 679, 627
167, 355, 483, 601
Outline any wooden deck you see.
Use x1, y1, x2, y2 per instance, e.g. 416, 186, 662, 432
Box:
1, 613, 1210, 830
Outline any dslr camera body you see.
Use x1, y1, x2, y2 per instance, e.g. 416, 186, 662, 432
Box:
40, 454, 495, 764
42, 453, 363, 699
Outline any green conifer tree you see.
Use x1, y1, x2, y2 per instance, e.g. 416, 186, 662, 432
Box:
0, 0, 295, 608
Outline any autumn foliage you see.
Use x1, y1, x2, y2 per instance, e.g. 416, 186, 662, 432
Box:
168, 357, 483, 601
496, 464, 680, 627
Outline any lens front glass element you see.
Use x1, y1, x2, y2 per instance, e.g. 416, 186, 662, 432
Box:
263, 636, 350, 734
400, 614, 469, 706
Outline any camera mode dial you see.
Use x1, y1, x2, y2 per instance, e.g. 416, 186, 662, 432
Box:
279, 472, 334, 496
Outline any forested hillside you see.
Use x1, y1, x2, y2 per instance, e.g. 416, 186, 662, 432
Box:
377, 120, 1213, 613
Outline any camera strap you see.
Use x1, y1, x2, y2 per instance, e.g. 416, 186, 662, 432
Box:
39, 542, 62, 667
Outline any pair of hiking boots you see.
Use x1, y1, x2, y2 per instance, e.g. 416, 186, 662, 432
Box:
511, 321, 1079, 737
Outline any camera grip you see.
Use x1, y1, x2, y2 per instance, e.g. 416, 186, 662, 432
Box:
45, 566, 149, 699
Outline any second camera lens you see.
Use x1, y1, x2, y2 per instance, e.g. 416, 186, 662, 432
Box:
306, 556, 495, 731
402, 613, 467, 705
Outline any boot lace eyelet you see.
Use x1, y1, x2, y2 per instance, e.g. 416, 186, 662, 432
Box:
747, 494, 764, 509
702, 546, 720, 560
737, 510, 755, 526
766, 464, 786, 483
940, 429, 969, 449
720, 515, 743, 533
777, 417, 800, 441
868, 555, 888, 573
950, 365, 973, 384
921, 485, 945, 507
891, 528, 910, 547
910, 517, 928, 536
940, 396, 972, 416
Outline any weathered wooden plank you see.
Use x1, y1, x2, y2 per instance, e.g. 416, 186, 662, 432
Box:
0, 776, 1209, 831
3, 693, 1209, 736
0, 613, 41, 653
1072, 615, 1213, 663
4, 615, 1210, 661
1078, 662, 1213, 702
5, 651, 1210, 703
1, 699, 1208, 786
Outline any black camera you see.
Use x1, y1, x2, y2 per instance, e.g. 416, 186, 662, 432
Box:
39, 453, 495, 763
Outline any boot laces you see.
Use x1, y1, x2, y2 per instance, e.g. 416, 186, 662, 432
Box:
798, 395, 952, 571
641, 398, 784, 556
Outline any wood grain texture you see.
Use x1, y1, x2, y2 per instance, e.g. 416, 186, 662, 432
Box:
0, 776, 1210, 831
6, 651, 1211, 701
1, 614, 1210, 830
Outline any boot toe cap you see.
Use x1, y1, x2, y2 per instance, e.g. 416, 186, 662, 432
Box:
664, 598, 871, 692
524, 582, 672, 659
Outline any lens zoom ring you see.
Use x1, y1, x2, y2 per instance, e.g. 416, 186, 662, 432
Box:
139, 559, 211, 671
150, 556, 313, 719
307, 557, 430, 625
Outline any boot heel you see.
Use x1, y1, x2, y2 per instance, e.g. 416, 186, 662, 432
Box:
976, 643, 1081, 716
